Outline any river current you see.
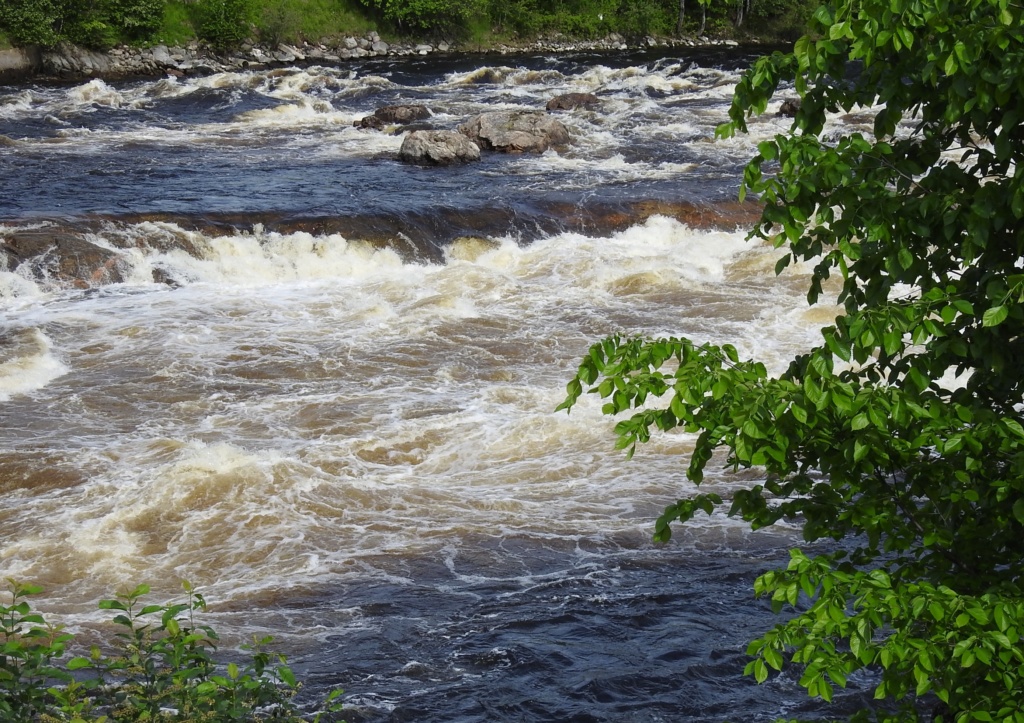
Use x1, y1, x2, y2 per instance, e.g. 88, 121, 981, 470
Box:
0, 48, 877, 720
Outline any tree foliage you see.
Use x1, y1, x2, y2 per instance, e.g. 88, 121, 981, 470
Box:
559, 0, 1024, 720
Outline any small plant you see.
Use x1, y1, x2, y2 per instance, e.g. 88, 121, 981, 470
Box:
0, 580, 74, 721
0, 579, 345, 722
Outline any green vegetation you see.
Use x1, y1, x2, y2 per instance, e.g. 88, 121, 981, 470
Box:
0, 0, 814, 50
559, 0, 1024, 720
0, 579, 344, 722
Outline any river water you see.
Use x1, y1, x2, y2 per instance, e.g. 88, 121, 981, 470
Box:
0, 48, 876, 720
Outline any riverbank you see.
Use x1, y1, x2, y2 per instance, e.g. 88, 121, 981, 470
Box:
0, 31, 751, 83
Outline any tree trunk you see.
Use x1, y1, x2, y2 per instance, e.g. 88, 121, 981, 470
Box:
698, 3, 706, 35
677, 0, 685, 36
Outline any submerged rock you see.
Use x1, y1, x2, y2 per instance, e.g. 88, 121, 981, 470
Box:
546, 92, 601, 111
398, 130, 480, 166
356, 104, 432, 129
459, 110, 570, 153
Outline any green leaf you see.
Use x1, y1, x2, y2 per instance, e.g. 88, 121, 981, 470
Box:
1014, 498, 1024, 525
983, 305, 1009, 327
278, 664, 297, 688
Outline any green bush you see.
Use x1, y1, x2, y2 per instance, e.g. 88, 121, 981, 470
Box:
0, 0, 64, 46
360, 0, 486, 37
0, 579, 344, 722
103, 0, 164, 39
65, 18, 120, 49
193, 0, 256, 49
615, 0, 673, 37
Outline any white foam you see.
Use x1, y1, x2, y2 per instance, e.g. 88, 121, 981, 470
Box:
0, 327, 68, 402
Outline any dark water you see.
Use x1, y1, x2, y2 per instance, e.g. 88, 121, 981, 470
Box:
0, 46, 874, 722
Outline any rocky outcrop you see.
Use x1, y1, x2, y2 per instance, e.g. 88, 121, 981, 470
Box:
0, 47, 41, 83
356, 104, 432, 130
458, 111, 570, 153
2, 230, 126, 288
398, 130, 480, 165
546, 92, 601, 111
42, 43, 113, 77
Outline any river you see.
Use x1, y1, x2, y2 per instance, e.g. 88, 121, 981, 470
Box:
0, 47, 876, 720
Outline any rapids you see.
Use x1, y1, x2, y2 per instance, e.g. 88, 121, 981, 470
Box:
0, 48, 876, 720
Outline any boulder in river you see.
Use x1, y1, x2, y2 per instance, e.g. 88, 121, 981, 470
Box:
458, 111, 570, 153
546, 92, 601, 111
778, 98, 801, 117
356, 104, 432, 129
398, 130, 480, 166
2, 230, 126, 287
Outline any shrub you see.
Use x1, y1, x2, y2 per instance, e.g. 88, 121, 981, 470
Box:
103, 0, 164, 39
0, 579, 345, 722
193, 0, 255, 49
0, 0, 64, 46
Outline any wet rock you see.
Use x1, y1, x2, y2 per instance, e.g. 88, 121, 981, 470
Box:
0, 135, 18, 147
778, 98, 801, 117
546, 92, 601, 111
398, 130, 480, 166
1, 230, 126, 287
356, 104, 431, 129
459, 110, 570, 153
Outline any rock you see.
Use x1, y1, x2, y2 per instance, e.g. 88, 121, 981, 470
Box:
415, 44, 433, 55
41, 43, 113, 77
390, 121, 433, 136
438, 42, 450, 52
371, 40, 389, 54
778, 98, 801, 117
356, 104, 431, 129
343, 37, 358, 50
1, 230, 126, 287
546, 92, 601, 111
278, 43, 304, 60
398, 130, 480, 166
459, 110, 570, 153
0, 135, 18, 147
